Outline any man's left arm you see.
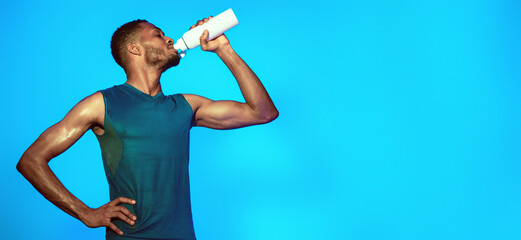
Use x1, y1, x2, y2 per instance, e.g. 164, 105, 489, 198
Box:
184, 19, 278, 129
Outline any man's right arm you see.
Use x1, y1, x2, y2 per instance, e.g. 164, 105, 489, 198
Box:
16, 92, 136, 235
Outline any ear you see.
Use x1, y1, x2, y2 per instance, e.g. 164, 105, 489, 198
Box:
127, 42, 142, 56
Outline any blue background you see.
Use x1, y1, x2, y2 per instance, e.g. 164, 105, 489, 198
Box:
2, 0, 521, 239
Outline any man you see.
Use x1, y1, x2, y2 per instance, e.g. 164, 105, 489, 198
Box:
17, 16, 278, 240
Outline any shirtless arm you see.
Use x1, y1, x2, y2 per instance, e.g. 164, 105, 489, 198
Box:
183, 17, 278, 130
16, 92, 136, 235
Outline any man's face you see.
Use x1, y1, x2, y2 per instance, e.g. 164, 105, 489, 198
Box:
139, 22, 180, 71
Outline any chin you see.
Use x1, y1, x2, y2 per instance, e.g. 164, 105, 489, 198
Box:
161, 56, 181, 72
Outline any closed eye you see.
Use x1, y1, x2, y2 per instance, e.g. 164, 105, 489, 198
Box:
152, 27, 165, 38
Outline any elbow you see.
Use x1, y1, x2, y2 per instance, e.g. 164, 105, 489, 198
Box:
17, 156, 30, 175
260, 108, 279, 124
17, 153, 39, 176
17, 159, 26, 176
269, 109, 279, 122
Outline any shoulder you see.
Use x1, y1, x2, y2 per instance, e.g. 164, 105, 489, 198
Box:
77, 92, 104, 111
181, 94, 213, 112
65, 91, 105, 128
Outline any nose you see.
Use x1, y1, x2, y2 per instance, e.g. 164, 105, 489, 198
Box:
166, 37, 174, 45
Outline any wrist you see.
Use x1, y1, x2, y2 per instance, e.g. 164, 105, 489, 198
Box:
215, 44, 234, 57
77, 205, 92, 223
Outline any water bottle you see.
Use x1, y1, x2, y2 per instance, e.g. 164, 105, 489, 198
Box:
174, 8, 239, 58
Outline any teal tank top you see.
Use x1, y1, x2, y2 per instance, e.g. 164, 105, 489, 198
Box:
95, 83, 196, 240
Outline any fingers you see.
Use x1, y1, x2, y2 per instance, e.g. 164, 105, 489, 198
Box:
108, 196, 136, 206
106, 197, 138, 224
104, 205, 137, 235
107, 221, 124, 235
107, 197, 137, 220
115, 205, 137, 221
111, 211, 135, 226
199, 30, 209, 51
189, 16, 213, 30
85, 198, 138, 236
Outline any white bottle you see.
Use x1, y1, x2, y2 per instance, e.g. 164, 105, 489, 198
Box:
174, 8, 239, 58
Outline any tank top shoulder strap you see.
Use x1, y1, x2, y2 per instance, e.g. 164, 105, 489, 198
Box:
170, 93, 195, 127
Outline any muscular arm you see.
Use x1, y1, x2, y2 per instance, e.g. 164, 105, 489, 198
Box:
184, 18, 278, 129
16, 92, 136, 235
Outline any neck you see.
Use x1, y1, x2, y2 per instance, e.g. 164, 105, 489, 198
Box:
125, 66, 163, 96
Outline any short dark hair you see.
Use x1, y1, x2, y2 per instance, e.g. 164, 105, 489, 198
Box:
110, 19, 149, 70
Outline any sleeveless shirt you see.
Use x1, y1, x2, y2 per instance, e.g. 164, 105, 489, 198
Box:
95, 83, 196, 240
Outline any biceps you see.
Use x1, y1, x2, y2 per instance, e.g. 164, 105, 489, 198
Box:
25, 118, 91, 162
22, 92, 103, 162
194, 100, 260, 129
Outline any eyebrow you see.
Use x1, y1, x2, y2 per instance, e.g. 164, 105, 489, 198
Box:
152, 27, 165, 36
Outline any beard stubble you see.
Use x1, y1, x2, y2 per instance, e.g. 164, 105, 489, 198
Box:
144, 45, 180, 72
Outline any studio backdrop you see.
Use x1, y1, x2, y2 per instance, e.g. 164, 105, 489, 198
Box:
2, 0, 520, 239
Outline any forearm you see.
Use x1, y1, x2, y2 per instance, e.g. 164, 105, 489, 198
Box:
216, 45, 278, 119
17, 154, 90, 222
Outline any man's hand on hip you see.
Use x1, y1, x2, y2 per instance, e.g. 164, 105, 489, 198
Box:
80, 197, 137, 235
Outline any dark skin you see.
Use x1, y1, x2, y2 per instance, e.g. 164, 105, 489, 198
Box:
17, 17, 278, 235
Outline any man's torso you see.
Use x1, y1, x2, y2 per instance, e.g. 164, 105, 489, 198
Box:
96, 83, 196, 240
